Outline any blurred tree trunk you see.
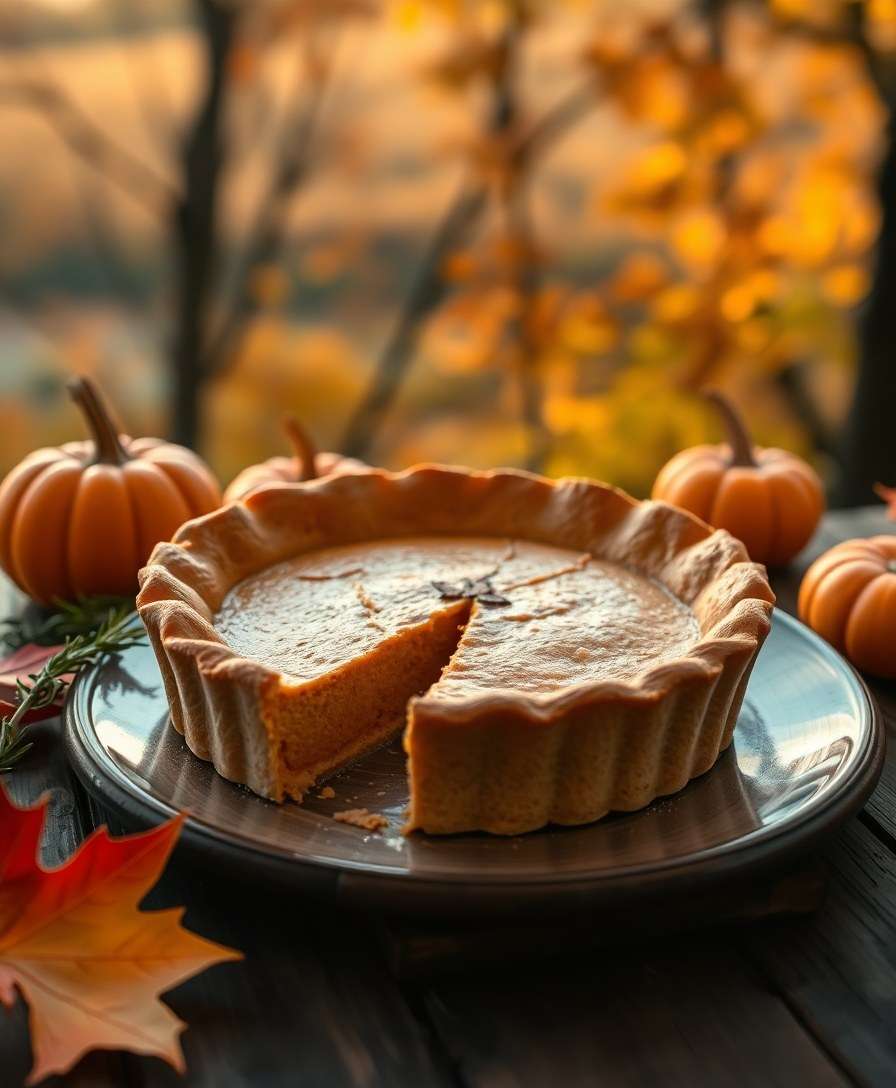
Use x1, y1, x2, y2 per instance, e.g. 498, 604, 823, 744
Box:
170, 0, 235, 450
838, 112, 896, 505
494, 18, 551, 473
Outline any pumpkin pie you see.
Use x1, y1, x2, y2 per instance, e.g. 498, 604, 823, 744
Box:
136, 466, 774, 835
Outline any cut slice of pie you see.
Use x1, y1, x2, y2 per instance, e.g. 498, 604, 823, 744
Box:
137, 466, 774, 835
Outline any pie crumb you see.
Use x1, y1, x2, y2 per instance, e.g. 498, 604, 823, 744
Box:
333, 808, 389, 832
318, 786, 336, 800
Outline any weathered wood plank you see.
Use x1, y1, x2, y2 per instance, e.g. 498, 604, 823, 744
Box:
379, 861, 826, 980
863, 682, 896, 845
769, 501, 896, 1088
115, 860, 457, 1088
424, 940, 849, 1088
742, 818, 896, 1085
1, 718, 96, 866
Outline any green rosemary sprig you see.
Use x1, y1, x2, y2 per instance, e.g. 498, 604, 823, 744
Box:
1, 595, 135, 652
0, 603, 145, 773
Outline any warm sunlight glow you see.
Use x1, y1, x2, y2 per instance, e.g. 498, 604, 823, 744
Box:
36, 0, 97, 10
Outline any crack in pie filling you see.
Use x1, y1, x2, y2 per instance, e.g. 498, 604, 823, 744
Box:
137, 466, 774, 835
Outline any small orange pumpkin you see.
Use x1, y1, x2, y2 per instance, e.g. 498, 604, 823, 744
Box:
0, 376, 221, 603
652, 391, 825, 567
798, 536, 896, 678
224, 415, 369, 504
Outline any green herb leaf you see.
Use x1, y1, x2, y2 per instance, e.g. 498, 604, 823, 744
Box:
0, 602, 144, 774
1, 595, 134, 652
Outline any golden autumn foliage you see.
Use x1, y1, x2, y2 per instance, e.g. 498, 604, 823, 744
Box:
1, 0, 891, 495
348, 0, 882, 489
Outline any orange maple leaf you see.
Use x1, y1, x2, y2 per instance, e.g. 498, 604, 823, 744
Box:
874, 483, 896, 519
0, 785, 240, 1084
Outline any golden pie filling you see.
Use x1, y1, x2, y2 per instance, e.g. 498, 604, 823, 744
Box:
138, 467, 774, 836
215, 537, 701, 821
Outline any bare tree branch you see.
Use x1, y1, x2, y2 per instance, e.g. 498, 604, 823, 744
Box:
341, 76, 602, 459
513, 77, 599, 166
340, 181, 488, 458
494, 14, 552, 472
73, 155, 145, 308
503, 209, 551, 473
201, 39, 338, 375
0, 77, 178, 219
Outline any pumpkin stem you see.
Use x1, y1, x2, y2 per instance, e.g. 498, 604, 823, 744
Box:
704, 390, 756, 468
282, 415, 318, 481
67, 376, 130, 466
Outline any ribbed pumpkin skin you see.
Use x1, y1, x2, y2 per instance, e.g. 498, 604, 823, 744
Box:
651, 392, 824, 568
224, 451, 368, 504
0, 388, 221, 603
798, 536, 896, 679
652, 444, 824, 567
223, 415, 370, 504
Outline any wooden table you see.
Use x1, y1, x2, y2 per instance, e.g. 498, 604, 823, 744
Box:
2, 507, 895, 1088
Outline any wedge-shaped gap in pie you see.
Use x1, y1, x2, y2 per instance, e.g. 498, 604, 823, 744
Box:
214, 537, 522, 799
259, 598, 471, 800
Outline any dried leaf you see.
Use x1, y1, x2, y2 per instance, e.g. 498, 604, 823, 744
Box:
874, 483, 896, 518
466, 578, 492, 596
431, 580, 463, 598
431, 573, 509, 606
0, 645, 70, 724
0, 785, 240, 1084
476, 592, 511, 607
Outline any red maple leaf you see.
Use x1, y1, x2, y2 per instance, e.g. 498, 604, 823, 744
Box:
0, 784, 240, 1084
0, 645, 71, 724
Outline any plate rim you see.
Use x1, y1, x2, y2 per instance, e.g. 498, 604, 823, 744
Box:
64, 609, 886, 901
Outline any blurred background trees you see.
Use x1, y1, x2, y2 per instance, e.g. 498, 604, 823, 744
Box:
0, 0, 893, 503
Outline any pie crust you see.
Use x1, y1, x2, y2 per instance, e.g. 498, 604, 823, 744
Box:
136, 466, 774, 835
